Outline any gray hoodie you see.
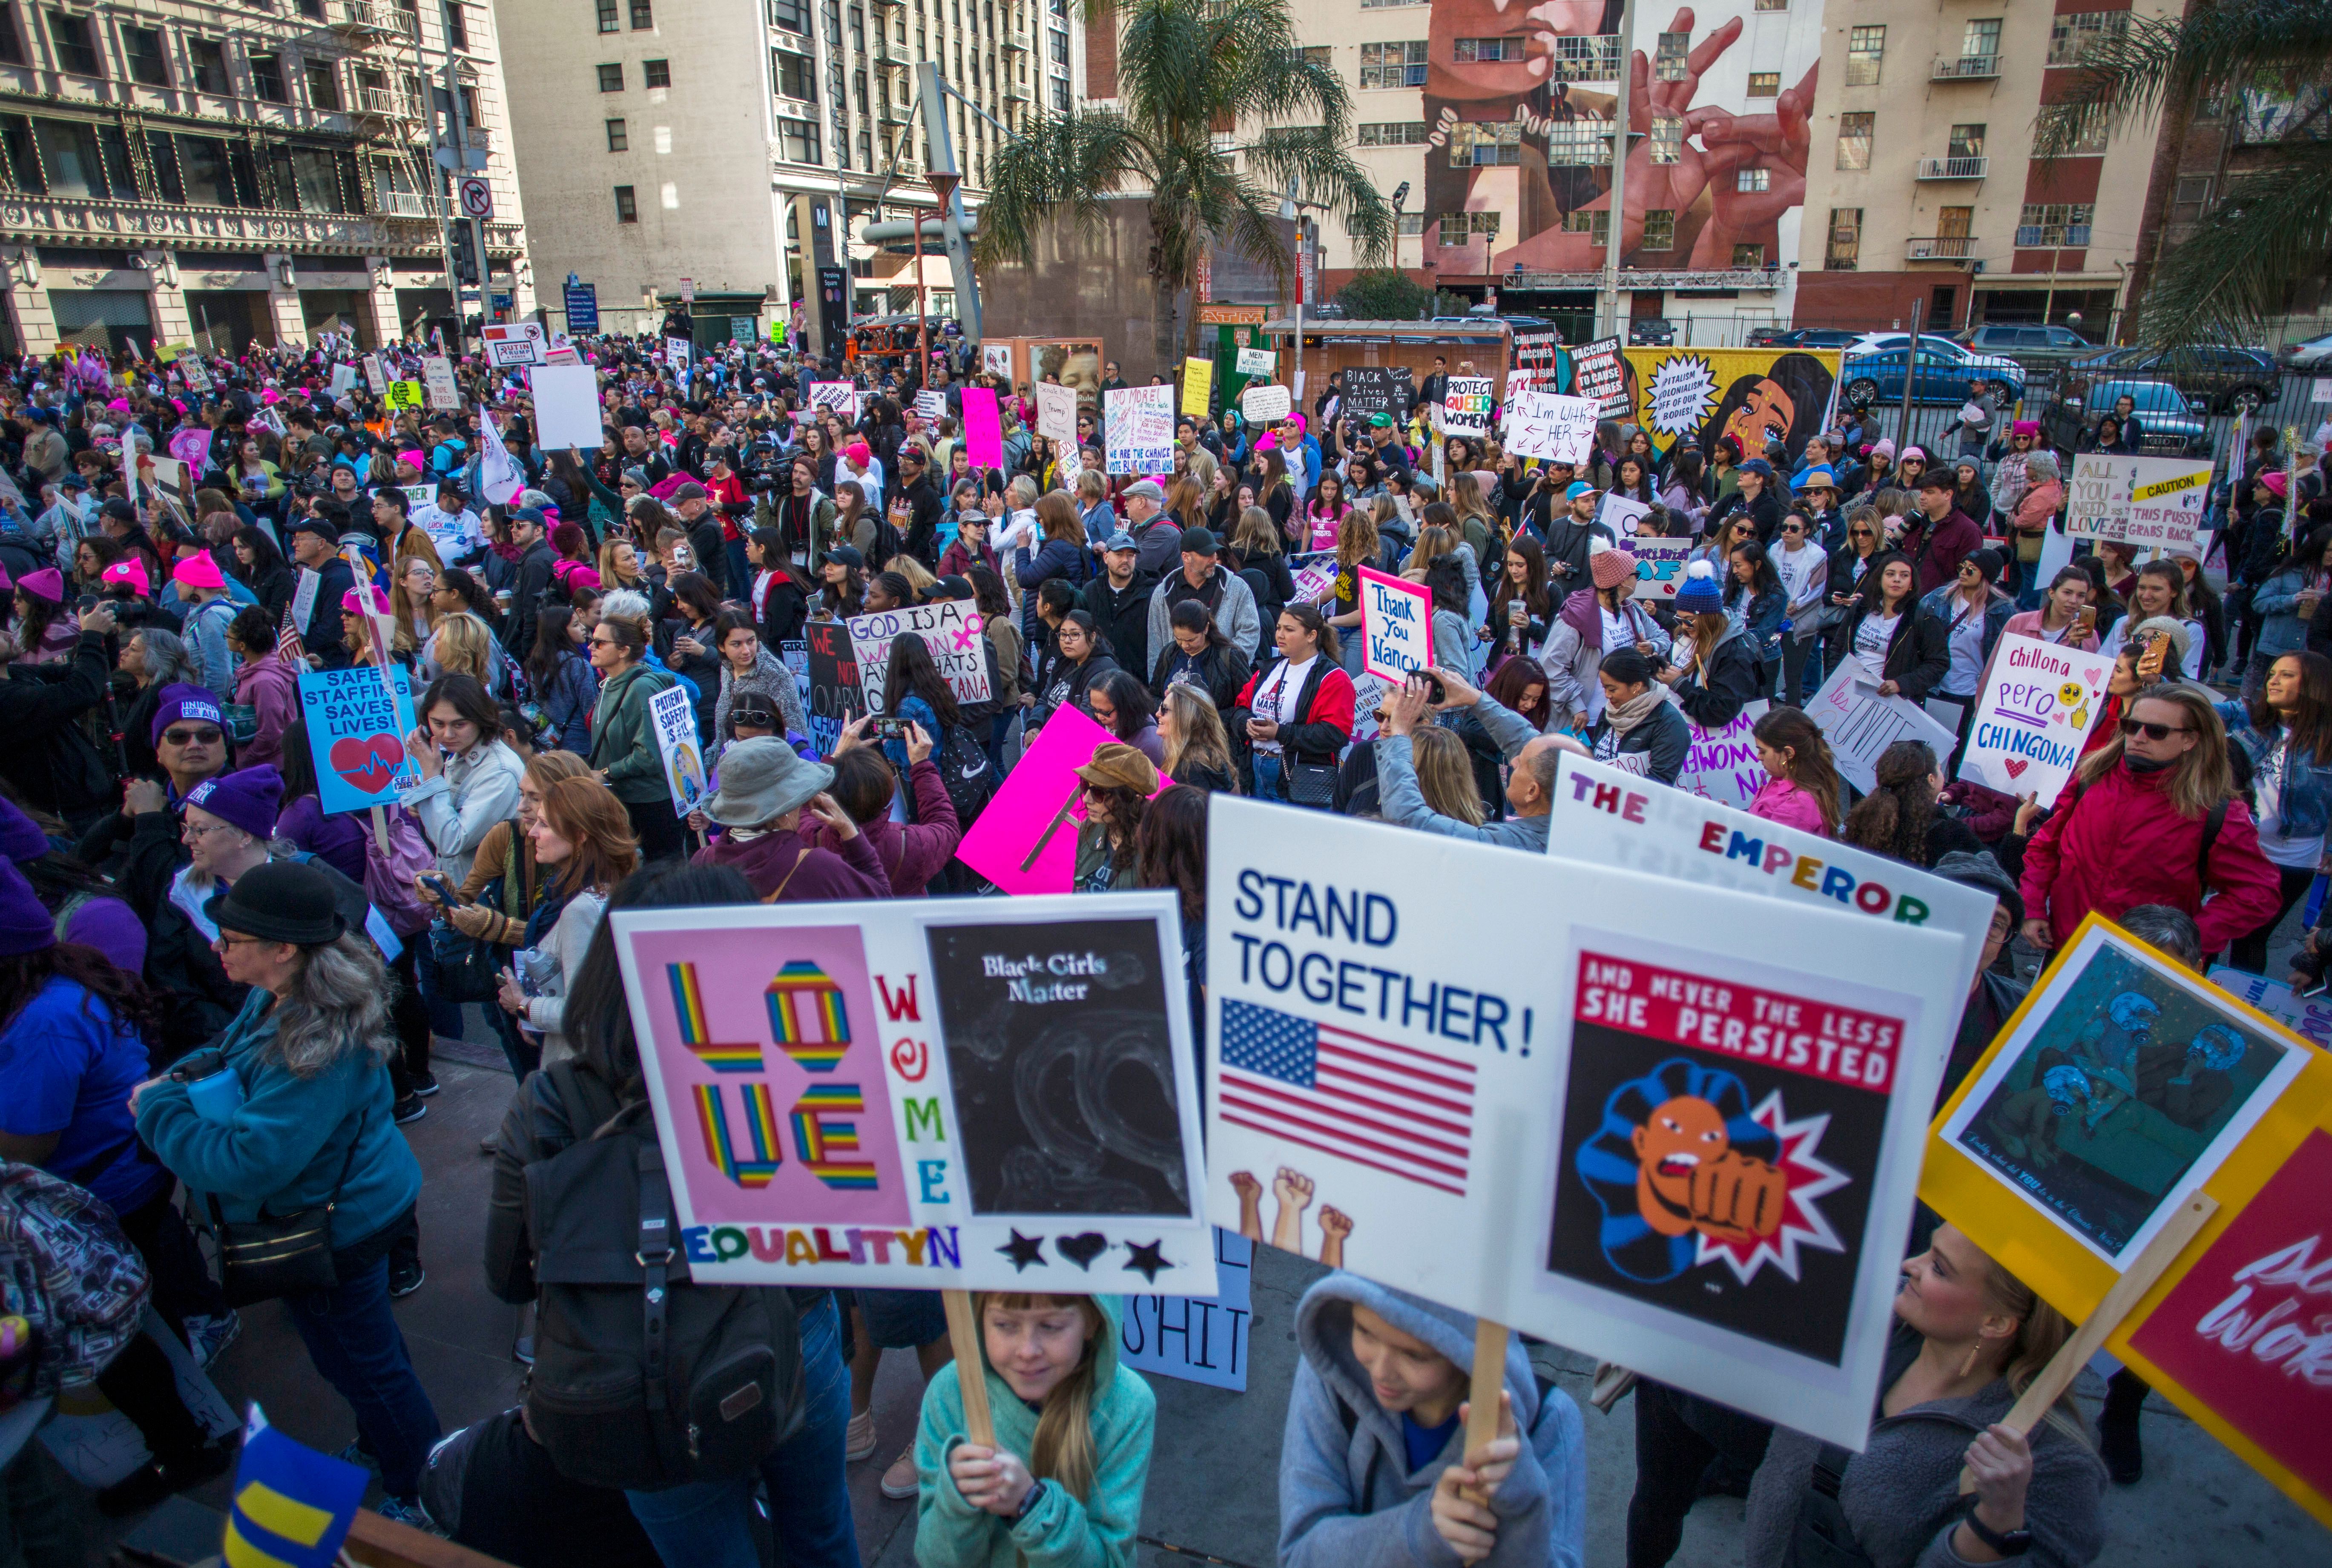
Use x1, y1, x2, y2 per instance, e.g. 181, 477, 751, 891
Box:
1280, 1273, 1585, 1568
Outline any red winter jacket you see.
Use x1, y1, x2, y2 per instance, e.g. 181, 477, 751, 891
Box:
2019, 760, 2283, 953
1232, 656, 1356, 767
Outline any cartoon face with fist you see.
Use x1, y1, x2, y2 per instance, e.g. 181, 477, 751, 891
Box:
1576, 1056, 1787, 1284
1631, 1092, 1786, 1245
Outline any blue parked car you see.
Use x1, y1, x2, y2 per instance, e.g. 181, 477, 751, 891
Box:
1839, 334, 2027, 407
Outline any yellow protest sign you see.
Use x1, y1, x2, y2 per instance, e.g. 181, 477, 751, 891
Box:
1181, 355, 1212, 419
385, 380, 425, 411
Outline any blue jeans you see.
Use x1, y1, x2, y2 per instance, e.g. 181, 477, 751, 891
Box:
624, 1291, 858, 1568
282, 1228, 442, 1502
1253, 751, 1287, 802
412, 939, 468, 1042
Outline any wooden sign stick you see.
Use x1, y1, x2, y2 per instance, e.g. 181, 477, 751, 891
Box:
369, 804, 390, 857
1957, 1191, 2218, 1494
942, 1288, 995, 1447
1462, 1318, 1509, 1505
1020, 783, 1082, 873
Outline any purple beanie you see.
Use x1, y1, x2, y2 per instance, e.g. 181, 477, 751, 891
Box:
179, 766, 282, 841
0, 796, 52, 863
0, 860, 55, 956
151, 684, 225, 747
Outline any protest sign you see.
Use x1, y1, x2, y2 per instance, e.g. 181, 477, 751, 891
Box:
1033, 380, 1077, 446
1105, 385, 1175, 475
1357, 565, 1433, 680
1546, 751, 1994, 1001
176, 356, 213, 393
1120, 1228, 1252, 1391
1956, 633, 2114, 805
1442, 376, 1493, 438
609, 894, 1214, 1296
1205, 796, 1962, 1448
1511, 328, 1560, 373
956, 705, 1165, 894
477, 407, 523, 505
804, 619, 862, 756
1807, 662, 1959, 794
1630, 536, 1694, 600
297, 665, 420, 815
1598, 493, 1653, 540
361, 353, 386, 393
1241, 382, 1291, 426
482, 321, 548, 367
647, 682, 706, 817
1504, 390, 1598, 465
809, 382, 859, 421
845, 600, 991, 710
665, 338, 693, 378
1182, 356, 1214, 418
2065, 454, 2214, 548
528, 361, 605, 452
1670, 701, 1769, 808
1235, 346, 1275, 378
914, 390, 947, 421
328, 364, 358, 397
981, 342, 1013, 378
961, 386, 1003, 471
1341, 365, 1410, 423
1571, 336, 1629, 418
1348, 671, 1393, 741
2207, 967, 2332, 1052
422, 355, 459, 411
385, 380, 424, 413
1289, 558, 1336, 607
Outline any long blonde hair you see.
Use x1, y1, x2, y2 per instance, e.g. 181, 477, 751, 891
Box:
2072, 682, 2233, 819
1160, 682, 1234, 783
1980, 1256, 2088, 1448
974, 1293, 1109, 1501
1336, 507, 1382, 573
1410, 726, 1483, 826
431, 611, 495, 685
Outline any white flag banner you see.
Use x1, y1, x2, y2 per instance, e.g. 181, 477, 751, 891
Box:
477, 405, 524, 505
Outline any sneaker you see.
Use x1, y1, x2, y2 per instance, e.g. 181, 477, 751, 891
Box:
184, 1310, 240, 1369
374, 1496, 440, 1535
409, 1071, 440, 1098
478, 1134, 499, 1157
95, 1440, 235, 1517
336, 1442, 382, 1475
392, 1096, 427, 1126
388, 1260, 424, 1299
512, 1334, 534, 1366
844, 1408, 878, 1462
879, 1445, 918, 1501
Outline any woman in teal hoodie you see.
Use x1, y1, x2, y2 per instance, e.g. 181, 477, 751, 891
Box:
913, 1293, 1155, 1568
132, 860, 440, 1526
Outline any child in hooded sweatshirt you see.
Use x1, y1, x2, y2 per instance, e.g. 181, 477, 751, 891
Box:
1280, 1272, 1586, 1568
913, 1293, 1154, 1568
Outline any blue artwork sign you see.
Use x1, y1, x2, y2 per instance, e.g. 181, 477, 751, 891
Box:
1119, 1228, 1252, 1390
298, 665, 420, 816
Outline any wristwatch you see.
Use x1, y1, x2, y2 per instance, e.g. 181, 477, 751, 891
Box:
1961, 1508, 2032, 1557
1012, 1478, 1048, 1523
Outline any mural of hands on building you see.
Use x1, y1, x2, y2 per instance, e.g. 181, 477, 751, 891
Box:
1422, 2, 1817, 276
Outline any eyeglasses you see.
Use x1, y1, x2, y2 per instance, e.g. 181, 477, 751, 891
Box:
181, 820, 235, 840
2119, 718, 2193, 741
162, 727, 222, 746
212, 933, 268, 950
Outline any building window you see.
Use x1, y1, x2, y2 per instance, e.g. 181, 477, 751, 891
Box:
1753, 0, 1784, 10
250, 53, 287, 101
1448, 120, 1521, 166
1561, 209, 1608, 246
1439, 210, 1500, 238
644, 58, 669, 87
305, 59, 342, 109
605, 116, 627, 149
598, 62, 624, 90
45, 10, 101, 76
1641, 209, 1675, 250
614, 183, 637, 221
189, 38, 231, 95
2047, 10, 2126, 66
2060, 102, 2109, 154
597, 0, 619, 32
1654, 31, 1687, 81
778, 115, 821, 163
1826, 207, 1860, 269
1546, 34, 1618, 80
1959, 19, 1999, 64
1051, 76, 1067, 110
121, 26, 168, 86
1948, 123, 1985, 159
1733, 242, 1766, 266
1747, 72, 1778, 97
631, 0, 654, 26
1938, 206, 1972, 239
443, 3, 469, 49
1545, 118, 1607, 165
173, 133, 258, 207
1048, 27, 1067, 63
2017, 202, 2093, 247
1358, 121, 1428, 146
774, 49, 815, 100
1837, 111, 1872, 169
1846, 25, 1884, 85
33, 119, 133, 200
2172, 173, 2213, 217
1453, 37, 1527, 63
1359, 41, 1427, 89
1649, 115, 1681, 163
770, 0, 809, 33
1736, 166, 1769, 192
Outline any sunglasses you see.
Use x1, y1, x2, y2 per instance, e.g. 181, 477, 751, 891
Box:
1850, 528, 1875, 538
2119, 718, 2192, 741
162, 727, 223, 746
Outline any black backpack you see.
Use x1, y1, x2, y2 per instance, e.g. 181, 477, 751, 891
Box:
522, 1061, 803, 1492
934, 722, 998, 827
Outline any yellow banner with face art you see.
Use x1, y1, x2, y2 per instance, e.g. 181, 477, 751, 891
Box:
1617, 348, 1842, 475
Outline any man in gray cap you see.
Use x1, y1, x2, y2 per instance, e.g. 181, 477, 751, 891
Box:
1146, 525, 1260, 662
1119, 479, 1181, 576
693, 737, 891, 902
668, 481, 729, 595
1081, 530, 1157, 683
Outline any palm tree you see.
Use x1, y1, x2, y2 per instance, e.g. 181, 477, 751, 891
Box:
2041, 0, 2332, 344
976, 0, 1395, 371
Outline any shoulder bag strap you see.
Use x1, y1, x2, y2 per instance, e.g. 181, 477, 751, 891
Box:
635, 1132, 683, 1471
2196, 800, 2230, 892
759, 846, 816, 903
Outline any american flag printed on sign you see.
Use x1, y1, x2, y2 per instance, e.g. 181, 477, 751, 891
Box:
1218, 999, 1476, 1197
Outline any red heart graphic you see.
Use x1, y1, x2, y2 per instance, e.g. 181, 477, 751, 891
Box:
329, 732, 405, 796
2003, 757, 2030, 780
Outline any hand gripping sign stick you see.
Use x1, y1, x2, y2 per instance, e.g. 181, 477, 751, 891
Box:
942, 1289, 996, 1445
1955, 1191, 2218, 1495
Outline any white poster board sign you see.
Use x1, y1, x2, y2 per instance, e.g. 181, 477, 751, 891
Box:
845, 599, 992, 708
422, 355, 460, 412
482, 322, 549, 367
1630, 537, 1695, 600
328, 364, 358, 397
1034, 380, 1078, 446
1441, 375, 1493, 438
528, 362, 606, 453
1241, 383, 1292, 426
1357, 564, 1433, 680
980, 342, 1013, 378
1671, 700, 1769, 809
1807, 662, 1960, 794
1504, 390, 1599, 466
809, 382, 859, 421
2065, 455, 2214, 547
1204, 796, 1961, 1450
2207, 967, 2332, 1052
914, 390, 947, 421
361, 353, 387, 393
1599, 493, 1654, 539
1956, 632, 2115, 805
1235, 347, 1275, 378
647, 682, 706, 816
1105, 385, 1175, 475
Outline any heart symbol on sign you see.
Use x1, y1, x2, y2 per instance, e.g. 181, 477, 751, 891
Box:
329, 733, 406, 795
1054, 1233, 1108, 1271
2003, 757, 2030, 780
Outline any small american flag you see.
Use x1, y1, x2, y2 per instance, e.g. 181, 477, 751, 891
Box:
276, 607, 304, 663
1218, 1000, 1476, 1197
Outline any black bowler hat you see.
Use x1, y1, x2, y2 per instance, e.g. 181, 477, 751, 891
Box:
203, 860, 346, 947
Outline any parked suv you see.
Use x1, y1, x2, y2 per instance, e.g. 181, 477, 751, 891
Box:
1628, 317, 1675, 346
2063, 345, 2278, 413
1954, 322, 2097, 368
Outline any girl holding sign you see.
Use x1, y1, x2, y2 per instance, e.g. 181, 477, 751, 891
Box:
915, 1294, 1155, 1568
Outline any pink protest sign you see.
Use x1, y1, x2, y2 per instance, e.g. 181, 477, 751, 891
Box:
1357, 564, 1434, 681
621, 920, 912, 1230
962, 385, 1003, 471
956, 705, 1167, 894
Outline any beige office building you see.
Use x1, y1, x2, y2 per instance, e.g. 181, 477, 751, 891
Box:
0, 0, 532, 355
497, 0, 1084, 342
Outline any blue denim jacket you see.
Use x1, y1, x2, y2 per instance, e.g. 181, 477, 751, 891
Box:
2248, 563, 2318, 661
2217, 700, 2332, 843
